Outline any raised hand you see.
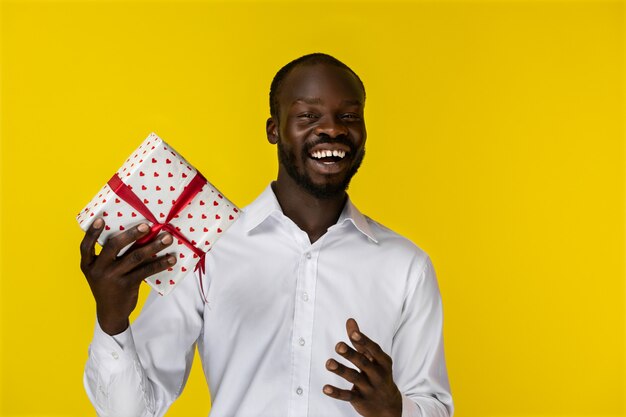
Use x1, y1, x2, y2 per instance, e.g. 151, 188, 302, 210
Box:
323, 318, 403, 417
79, 218, 176, 335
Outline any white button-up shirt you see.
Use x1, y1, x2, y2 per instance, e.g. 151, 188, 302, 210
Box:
84, 184, 453, 417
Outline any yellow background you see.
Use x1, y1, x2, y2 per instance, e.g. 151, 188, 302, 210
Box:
1, 0, 624, 416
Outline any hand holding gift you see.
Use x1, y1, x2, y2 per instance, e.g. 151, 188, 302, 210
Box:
77, 133, 240, 334
80, 220, 177, 335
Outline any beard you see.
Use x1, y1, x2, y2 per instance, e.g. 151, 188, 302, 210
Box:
277, 137, 365, 199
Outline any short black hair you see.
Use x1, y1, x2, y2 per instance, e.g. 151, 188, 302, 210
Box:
269, 53, 365, 121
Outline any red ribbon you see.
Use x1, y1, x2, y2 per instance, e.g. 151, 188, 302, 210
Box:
107, 172, 208, 300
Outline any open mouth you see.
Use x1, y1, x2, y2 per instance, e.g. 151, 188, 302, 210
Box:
309, 149, 349, 165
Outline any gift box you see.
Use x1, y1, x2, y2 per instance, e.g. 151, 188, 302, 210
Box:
77, 132, 240, 296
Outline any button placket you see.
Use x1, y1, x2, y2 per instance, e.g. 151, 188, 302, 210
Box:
288, 245, 320, 417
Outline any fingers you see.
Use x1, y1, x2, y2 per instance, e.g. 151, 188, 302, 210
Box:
114, 233, 173, 275
335, 340, 389, 388
127, 253, 177, 284
80, 218, 105, 271
322, 384, 360, 402
346, 317, 360, 339
325, 358, 370, 392
326, 320, 402, 413
99, 223, 151, 260
346, 318, 393, 371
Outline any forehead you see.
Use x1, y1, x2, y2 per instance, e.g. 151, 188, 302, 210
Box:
278, 63, 365, 107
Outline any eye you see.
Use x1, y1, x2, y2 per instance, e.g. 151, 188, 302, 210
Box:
341, 113, 361, 121
298, 112, 319, 119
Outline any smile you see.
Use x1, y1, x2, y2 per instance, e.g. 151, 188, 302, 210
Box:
310, 149, 346, 159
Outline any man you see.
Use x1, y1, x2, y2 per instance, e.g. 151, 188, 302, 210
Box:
80, 53, 453, 417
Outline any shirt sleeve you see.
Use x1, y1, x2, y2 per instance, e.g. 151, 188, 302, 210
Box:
393, 256, 454, 417
83, 271, 205, 417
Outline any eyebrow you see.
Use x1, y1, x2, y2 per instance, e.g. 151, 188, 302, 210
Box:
293, 97, 363, 106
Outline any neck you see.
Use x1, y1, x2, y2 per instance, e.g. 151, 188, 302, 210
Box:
272, 172, 347, 244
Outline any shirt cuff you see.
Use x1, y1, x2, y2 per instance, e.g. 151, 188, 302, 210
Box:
89, 319, 138, 373
401, 393, 422, 417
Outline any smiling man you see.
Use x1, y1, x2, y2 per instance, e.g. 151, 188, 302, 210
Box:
81, 53, 453, 417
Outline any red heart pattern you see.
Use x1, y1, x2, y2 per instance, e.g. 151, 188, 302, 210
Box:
76, 132, 241, 297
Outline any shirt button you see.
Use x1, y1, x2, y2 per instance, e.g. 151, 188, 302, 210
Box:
296, 387, 303, 395
298, 337, 305, 346
305, 252, 312, 259
111, 352, 119, 360
302, 292, 309, 301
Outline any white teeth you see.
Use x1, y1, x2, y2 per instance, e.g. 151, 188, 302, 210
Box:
310, 149, 347, 159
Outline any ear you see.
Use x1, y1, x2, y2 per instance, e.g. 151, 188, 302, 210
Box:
266, 117, 279, 144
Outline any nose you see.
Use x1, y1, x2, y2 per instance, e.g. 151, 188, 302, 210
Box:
314, 117, 348, 139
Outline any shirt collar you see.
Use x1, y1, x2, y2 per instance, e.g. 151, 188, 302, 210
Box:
335, 196, 378, 243
243, 183, 378, 243
241, 184, 284, 232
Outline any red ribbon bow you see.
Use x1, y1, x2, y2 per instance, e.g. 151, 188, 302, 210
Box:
107, 172, 208, 299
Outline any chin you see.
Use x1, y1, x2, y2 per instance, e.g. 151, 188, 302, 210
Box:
300, 177, 352, 199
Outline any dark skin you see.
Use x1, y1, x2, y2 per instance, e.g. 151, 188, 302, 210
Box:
267, 63, 402, 417
80, 62, 402, 416
325, 318, 403, 417
80, 219, 176, 335
266, 64, 366, 243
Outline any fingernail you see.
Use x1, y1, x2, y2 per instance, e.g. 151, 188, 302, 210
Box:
167, 256, 176, 265
138, 224, 149, 232
336, 343, 347, 354
326, 359, 337, 370
161, 234, 172, 245
351, 331, 361, 341
323, 386, 333, 394
93, 218, 104, 229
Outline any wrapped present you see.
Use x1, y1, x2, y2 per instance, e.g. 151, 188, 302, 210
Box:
77, 132, 240, 296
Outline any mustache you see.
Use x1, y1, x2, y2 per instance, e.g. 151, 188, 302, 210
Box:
303, 135, 356, 155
